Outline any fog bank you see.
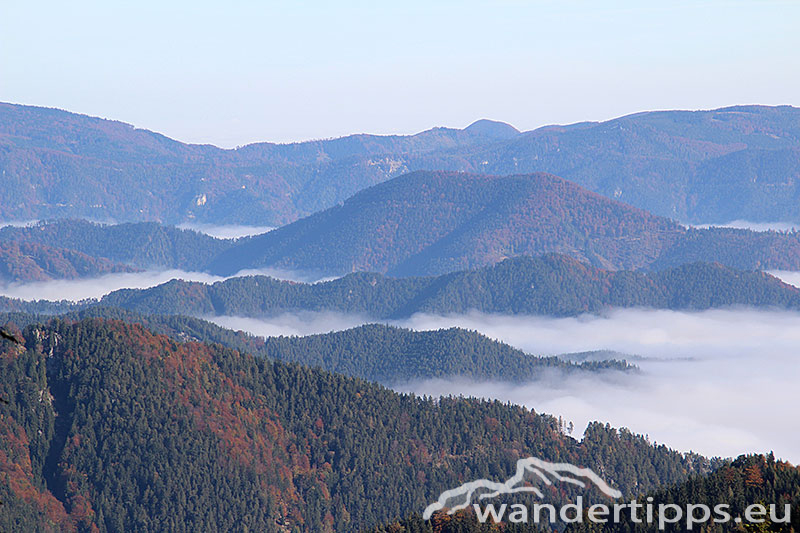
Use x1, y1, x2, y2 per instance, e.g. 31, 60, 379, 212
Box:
177, 222, 275, 239
0, 220, 39, 228
210, 308, 800, 463
209, 312, 370, 338
693, 220, 800, 232
0, 267, 336, 302
770, 270, 800, 289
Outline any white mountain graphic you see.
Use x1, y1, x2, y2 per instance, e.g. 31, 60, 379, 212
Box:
423, 457, 622, 520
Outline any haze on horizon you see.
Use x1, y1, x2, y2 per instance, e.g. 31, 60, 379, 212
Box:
2, 0, 799, 147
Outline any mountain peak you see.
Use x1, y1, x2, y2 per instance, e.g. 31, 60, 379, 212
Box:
464, 119, 520, 139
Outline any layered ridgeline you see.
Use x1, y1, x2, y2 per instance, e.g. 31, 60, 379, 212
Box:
372, 455, 800, 532
5, 173, 800, 282
3, 102, 800, 225
208, 171, 800, 276
3, 254, 799, 318
0, 220, 235, 272
0, 319, 705, 532
0, 103, 519, 225
100, 255, 800, 319
0, 309, 629, 384
0, 240, 137, 283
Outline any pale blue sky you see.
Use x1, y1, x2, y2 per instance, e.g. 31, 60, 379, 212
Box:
1, 0, 798, 147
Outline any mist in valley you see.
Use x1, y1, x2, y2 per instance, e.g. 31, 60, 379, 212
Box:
691, 220, 800, 232
176, 222, 275, 240
770, 270, 800, 289
206, 308, 800, 464
0, 266, 335, 302
3, 224, 799, 464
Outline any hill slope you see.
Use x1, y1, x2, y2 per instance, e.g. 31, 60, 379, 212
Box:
3, 102, 800, 224
93, 255, 800, 318
0, 318, 705, 532
0, 220, 235, 272
1, 309, 628, 384
0, 240, 137, 283
207, 171, 800, 276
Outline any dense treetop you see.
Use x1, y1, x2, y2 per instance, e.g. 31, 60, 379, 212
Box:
0, 318, 706, 532
89, 255, 800, 318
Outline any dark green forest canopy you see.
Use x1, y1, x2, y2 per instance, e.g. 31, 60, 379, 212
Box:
25, 254, 798, 319
3, 254, 799, 325
0, 308, 631, 385
0, 318, 708, 532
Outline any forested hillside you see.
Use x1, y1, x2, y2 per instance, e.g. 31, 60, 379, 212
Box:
208, 171, 800, 276
0, 319, 706, 532
5, 178, 800, 283
0, 240, 136, 282
3, 102, 800, 225
0, 309, 629, 384
257, 324, 631, 383
205, 171, 684, 275
0, 220, 234, 271
85, 255, 800, 319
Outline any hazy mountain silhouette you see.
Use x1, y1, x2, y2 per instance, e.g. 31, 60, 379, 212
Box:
2, 102, 799, 225
207, 171, 800, 276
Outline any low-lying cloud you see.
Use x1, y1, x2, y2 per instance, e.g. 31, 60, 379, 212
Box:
177, 222, 275, 239
0, 267, 336, 302
0, 220, 40, 228
210, 308, 800, 464
0, 270, 230, 301
692, 220, 800, 232
769, 270, 800, 289
209, 312, 370, 338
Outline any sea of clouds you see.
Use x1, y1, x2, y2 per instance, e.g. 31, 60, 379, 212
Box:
769, 270, 800, 288
203, 308, 800, 464
0, 267, 333, 301
2, 219, 798, 464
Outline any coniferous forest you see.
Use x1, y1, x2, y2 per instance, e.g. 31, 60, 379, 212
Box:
0, 319, 705, 532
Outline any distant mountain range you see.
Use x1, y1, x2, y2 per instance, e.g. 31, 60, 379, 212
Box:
2, 102, 799, 225
209, 171, 800, 276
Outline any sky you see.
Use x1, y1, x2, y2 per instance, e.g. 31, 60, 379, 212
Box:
2, 0, 799, 147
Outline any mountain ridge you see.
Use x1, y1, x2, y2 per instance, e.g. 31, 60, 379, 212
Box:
3, 101, 800, 224
207, 170, 800, 276
4, 254, 799, 319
